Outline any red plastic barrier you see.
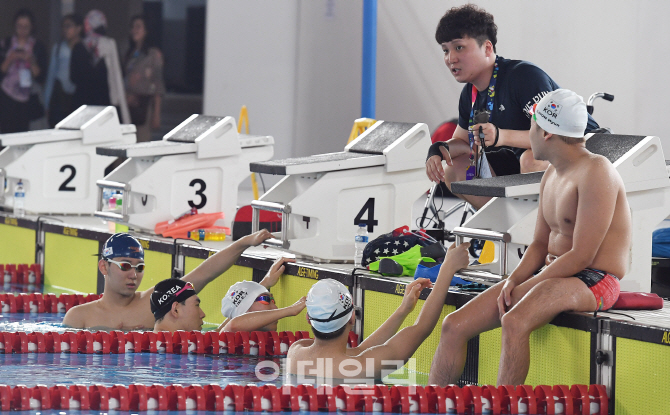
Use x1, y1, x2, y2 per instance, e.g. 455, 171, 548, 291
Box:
88, 385, 110, 410
251, 331, 268, 356
516, 384, 538, 414
571, 384, 591, 415
244, 385, 263, 411
261, 384, 282, 412
316, 384, 337, 412
223, 384, 245, 412
498, 384, 519, 414
49, 385, 69, 409
156, 331, 173, 354
143, 331, 157, 353
186, 385, 206, 410
189, 331, 205, 354
296, 384, 319, 412
30, 385, 51, 410
235, 331, 251, 355
204, 384, 226, 411
167, 385, 186, 410
444, 385, 469, 414
28, 332, 45, 353
348, 331, 359, 348
12, 385, 30, 410
124, 331, 143, 352
60, 332, 77, 353
203, 331, 220, 355
44, 294, 58, 313
76, 331, 94, 354
109, 385, 130, 411
14, 332, 29, 353
148, 384, 168, 411
589, 384, 608, 415
172, 331, 190, 354
69, 385, 90, 410
0, 384, 11, 411
481, 385, 502, 415
128, 384, 148, 411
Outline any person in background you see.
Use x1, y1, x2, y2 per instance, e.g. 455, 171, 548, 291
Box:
44, 13, 82, 127
0, 8, 47, 133
71, 10, 130, 123
124, 15, 165, 142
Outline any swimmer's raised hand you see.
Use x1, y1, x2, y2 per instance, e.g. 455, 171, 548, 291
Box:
399, 278, 433, 314
240, 229, 273, 247
442, 242, 470, 275
288, 296, 307, 316
261, 257, 295, 289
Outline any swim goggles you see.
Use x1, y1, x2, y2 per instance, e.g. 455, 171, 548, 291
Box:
255, 293, 275, 305
175, 281, 195, 296
107, 259, 145, 273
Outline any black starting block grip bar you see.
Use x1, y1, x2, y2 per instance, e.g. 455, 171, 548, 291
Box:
251, 200, 291, 249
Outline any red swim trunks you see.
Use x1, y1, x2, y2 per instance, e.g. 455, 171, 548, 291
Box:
573, 268, 620, 311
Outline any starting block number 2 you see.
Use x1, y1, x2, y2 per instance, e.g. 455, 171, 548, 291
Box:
354, 198, 378, 232
44, 155, 89, 199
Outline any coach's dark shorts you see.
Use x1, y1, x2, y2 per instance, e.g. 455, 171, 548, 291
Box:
486, 147, 521, 177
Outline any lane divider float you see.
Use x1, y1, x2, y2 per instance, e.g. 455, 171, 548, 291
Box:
0, 383, 609, 413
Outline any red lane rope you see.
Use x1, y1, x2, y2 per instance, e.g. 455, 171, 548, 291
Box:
1, 264, 41, 286
0, 383, 609, 413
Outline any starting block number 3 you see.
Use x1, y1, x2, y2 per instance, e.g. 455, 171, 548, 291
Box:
171, 169, 222, 216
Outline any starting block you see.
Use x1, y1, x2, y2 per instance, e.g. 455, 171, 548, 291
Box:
0, 106, 135, 214
451, 133, 670, 292
94, 114, 274, 231
249, 120, 431, 262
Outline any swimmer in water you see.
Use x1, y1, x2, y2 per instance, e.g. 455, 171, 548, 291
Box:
151, 279, 204, 333
62, 230, 273, 331
286, 243, 470, 384
218, 257, 306, 333
429, 89, 631, 386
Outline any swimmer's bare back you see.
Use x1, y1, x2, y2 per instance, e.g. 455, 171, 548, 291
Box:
541, 153, 631, 278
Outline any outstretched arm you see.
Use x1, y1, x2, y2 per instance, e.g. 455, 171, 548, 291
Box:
354, 278, 432, 352
220, 297, 306, 333
359, 243, 470, 374
182, 229, 272, 292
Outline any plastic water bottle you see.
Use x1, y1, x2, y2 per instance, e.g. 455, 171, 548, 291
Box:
14, 180, 25, 217
354, 223, 369, 267
102, 188, 112, 211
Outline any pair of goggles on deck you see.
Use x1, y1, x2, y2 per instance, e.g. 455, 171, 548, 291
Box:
255, 293, 275, 305
107, 259, 146, 273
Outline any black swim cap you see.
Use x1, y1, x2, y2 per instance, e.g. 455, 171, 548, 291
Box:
150, 279, 196, 320
101, 233, 144, 260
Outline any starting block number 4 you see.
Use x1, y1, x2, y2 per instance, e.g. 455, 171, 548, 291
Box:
336, 186, 393, 242
170, 169, 222, 216
43, 155, 89, 199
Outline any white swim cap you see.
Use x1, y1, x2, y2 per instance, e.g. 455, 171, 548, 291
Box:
221, 281, 268, 319
306, 279, 353, 334
532, 89, 587, 138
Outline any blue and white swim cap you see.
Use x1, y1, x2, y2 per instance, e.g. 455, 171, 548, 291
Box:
101, 233, 144, 260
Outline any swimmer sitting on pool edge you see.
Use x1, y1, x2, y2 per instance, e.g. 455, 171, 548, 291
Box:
62, 229, 273, 331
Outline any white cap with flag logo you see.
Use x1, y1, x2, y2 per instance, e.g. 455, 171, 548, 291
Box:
532, 89, 588, 138
306, 279, 354, 334
221, 281, 268, 319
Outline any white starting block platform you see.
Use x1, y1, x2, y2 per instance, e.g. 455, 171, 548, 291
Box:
249, 120, 431, 262
0, 106, 136, 215
451, 133, 670, 293
94, 114, 274, 231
